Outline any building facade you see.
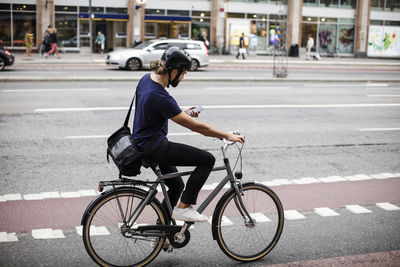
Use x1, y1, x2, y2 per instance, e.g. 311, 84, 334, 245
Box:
0, 0, 399, 57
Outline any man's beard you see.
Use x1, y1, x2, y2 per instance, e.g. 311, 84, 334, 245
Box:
170, 78, 181, 87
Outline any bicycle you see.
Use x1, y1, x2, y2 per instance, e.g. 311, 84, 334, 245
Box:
81, 135, 284, 266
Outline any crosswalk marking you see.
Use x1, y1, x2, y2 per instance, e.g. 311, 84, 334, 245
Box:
345, 205, 372, 214
32, 228, 65, 239
284, 210, 306, 220
376, 202, 400, 211
314, 207, 340, 217
0, 232, 18, 242
76, 226, 110, 236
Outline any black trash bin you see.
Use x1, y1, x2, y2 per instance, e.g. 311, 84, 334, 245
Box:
289, 44, 299, 57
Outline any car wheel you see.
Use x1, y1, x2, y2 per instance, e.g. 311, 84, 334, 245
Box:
0, 57, 5, 71
126, 58, 141, 71
190, 59, 199, 71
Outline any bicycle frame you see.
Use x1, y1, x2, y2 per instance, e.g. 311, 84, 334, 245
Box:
124, 142, 254, 229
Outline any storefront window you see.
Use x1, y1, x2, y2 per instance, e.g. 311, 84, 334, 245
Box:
249, 20, 267, 51
303, 0, 317, 6
79, 20, 89, 46
145, 22, 157, 38
318, 23, 337, 54
106, 7, 128, 14
55, 6, 77, 12
227, 13, 245, 18
13, 4, 36, 11
13, 11, 36, 47
0, 4, 10, 10
192, 18, 210, 41
55, 12, 78, 48
370, 20, 384, 25
338, 25, 354, 53
339, 0, 356, 8
319, 0, 339, 7
371, 0, 385, 10
0, 11, 11, 46
385, 20, 400, 25
145, 9, 166, 15
192, 11, 210, 17
167, 10, 189, 16
385, 0, 400, 11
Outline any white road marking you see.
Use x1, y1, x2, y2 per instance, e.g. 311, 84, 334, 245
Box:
376, 202, 400, 211
32, 228, 65, 239
358, 128, 400, 131
2, 88, 110, 93
40, 192, 61, 198
23, 194, 45, 200
3, 194, 22, 201
318, 176, 347, 183
314, 207, 340, 217
291, 177, 320, 184
35, 103, 400, 113
365, 83, 389, 87
284, 210, 306, 220
76, 226, 110, 236
367, 95, 400, 97
250, 213, 271, 222
0, 232, 18, 242
345, 205, 372, 214
1, 172, 399, 203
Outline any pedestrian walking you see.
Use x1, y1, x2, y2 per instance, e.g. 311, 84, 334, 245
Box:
236, 33, 246, 60
306, 34, 314, 60
24, 29, 34, 56
45, 26, 59, 59
95, 31, 105, 53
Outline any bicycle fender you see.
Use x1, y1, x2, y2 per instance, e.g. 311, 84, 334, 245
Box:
80, 186, 151, 226
211, 181, 256, 240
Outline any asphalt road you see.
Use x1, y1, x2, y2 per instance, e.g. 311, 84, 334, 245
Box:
1, 79, 399, 266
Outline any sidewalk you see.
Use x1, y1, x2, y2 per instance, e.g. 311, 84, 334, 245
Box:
13, 50, 400, 66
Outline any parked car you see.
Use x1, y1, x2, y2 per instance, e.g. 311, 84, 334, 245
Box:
106, 39, 209, 71
0, 45, 15, 71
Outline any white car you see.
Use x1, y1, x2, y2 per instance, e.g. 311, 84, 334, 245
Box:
106, 39, 209, 71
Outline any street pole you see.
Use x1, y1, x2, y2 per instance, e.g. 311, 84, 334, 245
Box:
89, 0, 93, 60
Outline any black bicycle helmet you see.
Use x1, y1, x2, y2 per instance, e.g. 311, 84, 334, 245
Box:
161, 46, 192, 87
161, 46, 192, 71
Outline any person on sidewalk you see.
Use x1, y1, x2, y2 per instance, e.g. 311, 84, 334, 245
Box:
24, 29, 34, 56
45, 26, 60, 59
133, 47, 245, 222
236, 33, 246, 60
306, 34, 314, 60
95, 31, 105, 53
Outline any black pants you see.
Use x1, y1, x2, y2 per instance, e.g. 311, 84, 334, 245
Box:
151, 138, 215, 213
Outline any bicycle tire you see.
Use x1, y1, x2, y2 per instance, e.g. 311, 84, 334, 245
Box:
82, 188, 167, 267
213, 183, 284, 262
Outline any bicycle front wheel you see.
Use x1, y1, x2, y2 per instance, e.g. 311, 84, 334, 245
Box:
214, 183, 284, 262
82, 188, 167, 267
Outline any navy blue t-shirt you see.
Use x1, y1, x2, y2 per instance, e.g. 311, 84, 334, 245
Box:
133, 73, 182, 151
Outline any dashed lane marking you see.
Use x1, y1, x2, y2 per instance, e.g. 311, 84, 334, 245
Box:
31, 228, 65, 239
376, 202, 400, 211
345, 205, 373, 214
357, 128, 400, 132
314, 207, 340, 217
284, 210, 306, 220
0, 232, 18, 242
1, 202, 399, 242
1, 172, 399, 202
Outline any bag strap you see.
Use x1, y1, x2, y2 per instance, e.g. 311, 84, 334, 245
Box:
123, 93, 135, 127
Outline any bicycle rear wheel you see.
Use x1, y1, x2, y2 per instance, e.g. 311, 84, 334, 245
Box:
82, 188, 167, 267
214, 183, 284, 262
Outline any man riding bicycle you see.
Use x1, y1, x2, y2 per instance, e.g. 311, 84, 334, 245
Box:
133, 46, 245, 222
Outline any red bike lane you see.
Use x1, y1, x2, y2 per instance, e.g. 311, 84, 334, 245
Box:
1, 178, 399, 233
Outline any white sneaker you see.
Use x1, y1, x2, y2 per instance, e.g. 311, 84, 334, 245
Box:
172, 206, 208, 222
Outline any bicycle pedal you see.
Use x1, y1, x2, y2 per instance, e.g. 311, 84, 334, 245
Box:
166, 245, 174, 253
